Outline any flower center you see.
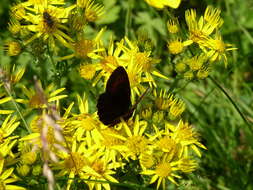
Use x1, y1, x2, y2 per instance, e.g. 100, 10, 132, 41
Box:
155, 162, 171, 177
214, 39, 225, 53
168, 40, 184, 54
77, 114, 97, 131
91, 161, 104, 175
64, 152, 87, 174
126, 136, 148, 155
101, 55, 118, 73
101, 128, 123, 147
74, 39, 94, 58
135, 52, 151, 71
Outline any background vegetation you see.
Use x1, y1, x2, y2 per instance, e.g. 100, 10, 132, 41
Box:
0, 0, 253, 189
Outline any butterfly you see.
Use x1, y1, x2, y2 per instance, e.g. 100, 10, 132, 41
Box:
97, 66, 149, 126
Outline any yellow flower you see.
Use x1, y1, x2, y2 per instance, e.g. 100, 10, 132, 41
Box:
144, 0, 181, 9
169, 98, 186, 118
68, 12, 87, 31
109, 116, 150, 160
141, 158, 181, 189
85, 0, 104, 22
0, 96, 15, 115
167, 120, 207, 157
167, 18, 180, 34
153, 89, 175, 110
4, 41, 21, 56
68, 94, 101, 144
197, 67, 210, 79
183, 71, 194, 80
59, 28, 105, 61
141, 107, 152, 119
201, 32, 237, 67
20, 103, 73, 151
185, 6, 223, 44
167, 38, 192, 55
152, 111, 164, 124
79, 63, 96, 80
20, 151, 37, 165
156, 136, 178, 155
140, 152, 156, 169
21, 2, 75, 48
187, 54, 207, 71
82, 151, 120, 190
54, 138, 89, 190
0, 159, 26, 190
0, 64, 25, 89
20, 82, 67, 108
77, 0, 89, 8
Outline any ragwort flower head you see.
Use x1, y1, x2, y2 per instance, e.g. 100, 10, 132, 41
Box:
4, 41, 21, 56
185, 6, 223, 44
54, 138, 89, 190
59, 28, 105, 61
141, 156, 181, 189
167, 38, 191, 55
167, 18, 180, 34
200, 32, 237, 67
20, 82, 66, 109
82, 151, 120, 190
67, 94, 101, 144
19, 0, 75, 48
167, 120, 207, 157
84, 0, 104, 22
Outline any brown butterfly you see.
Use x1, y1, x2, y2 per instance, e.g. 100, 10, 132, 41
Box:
97, 66, 149, 126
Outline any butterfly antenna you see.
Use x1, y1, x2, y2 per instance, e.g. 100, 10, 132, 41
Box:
130, 86, 150, 112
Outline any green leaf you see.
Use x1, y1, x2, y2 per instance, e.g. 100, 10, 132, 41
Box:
96, 0, 121, 24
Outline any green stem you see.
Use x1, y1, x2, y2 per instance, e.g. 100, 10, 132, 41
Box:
4, 85, 31, 133
209, 76, 252, 133
47, 44, 60, 86
125, 0, 133, 37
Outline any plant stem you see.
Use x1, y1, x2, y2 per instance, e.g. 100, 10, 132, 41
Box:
125, 0, 133, 37
209, 76, 253, 133
47, 44, 61, 86
4, 85, 31, 133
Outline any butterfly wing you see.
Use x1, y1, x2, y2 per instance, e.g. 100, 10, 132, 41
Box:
97, 66, 131, 125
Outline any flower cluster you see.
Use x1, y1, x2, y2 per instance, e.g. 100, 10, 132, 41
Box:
0, 0, 236, 190
166, 6, 237, 79
0, 42, 205, 190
